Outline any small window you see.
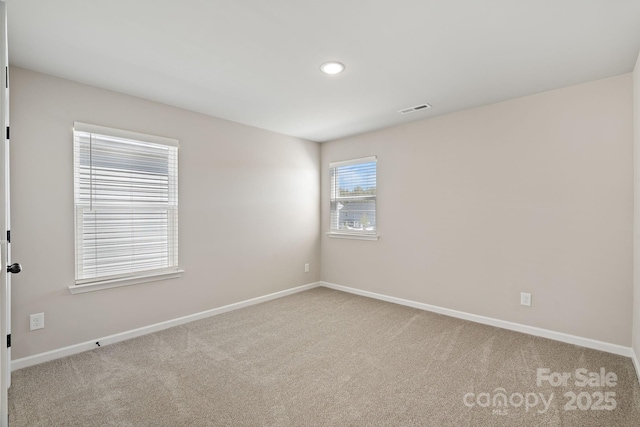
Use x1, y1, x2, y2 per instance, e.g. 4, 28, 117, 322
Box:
328, 156, 378, 240
73, 122, 180, 287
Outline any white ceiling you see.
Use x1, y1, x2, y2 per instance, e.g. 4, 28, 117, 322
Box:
7, 0, 640, 142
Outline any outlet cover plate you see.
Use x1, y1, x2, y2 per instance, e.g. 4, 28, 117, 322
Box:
520, 292, 532, 307
30, 313, 44, 331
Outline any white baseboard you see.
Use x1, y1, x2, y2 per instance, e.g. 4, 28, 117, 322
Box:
12, 280, 635, 371
632, 347, 640, 388
12, 281, 321, 371
320, 281, 633, 358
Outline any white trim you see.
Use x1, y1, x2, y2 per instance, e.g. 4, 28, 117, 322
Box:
326, 232, 379, 241
329, 156, 376, 169
14, 280, 635, 371
632, 347, 640, 388
69, 269, 185, 294
320, 281, 633, 357
73, 122, 179, 147
14, 282, 321, 371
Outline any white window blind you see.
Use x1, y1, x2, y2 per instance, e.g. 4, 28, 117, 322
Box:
73, 122, 179, 284
330, 156, 377, 236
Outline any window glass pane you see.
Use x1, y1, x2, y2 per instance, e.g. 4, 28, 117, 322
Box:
330, 158, 376, 233
331, 199, 376, 231
74, 125, 179, 283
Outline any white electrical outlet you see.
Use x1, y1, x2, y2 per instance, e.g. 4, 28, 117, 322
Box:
304, 263, 310, 273
30, 313, 44, 331
520, 292, 532, 307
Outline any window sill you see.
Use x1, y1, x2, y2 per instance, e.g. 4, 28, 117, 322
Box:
68, 269, 184, 294
326, 232, 380, 241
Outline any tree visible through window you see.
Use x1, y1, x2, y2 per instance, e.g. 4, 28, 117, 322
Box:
329, 156, 377, 236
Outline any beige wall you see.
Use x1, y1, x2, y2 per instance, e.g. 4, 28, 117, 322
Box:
9, 67, 321, 359
633, 52, 640, 360
321, 74, 634, 346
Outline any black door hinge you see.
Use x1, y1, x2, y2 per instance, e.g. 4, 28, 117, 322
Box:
6, 230, 10, 243
7, 334, 10, 348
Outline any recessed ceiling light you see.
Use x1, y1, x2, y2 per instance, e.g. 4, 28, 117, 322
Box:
320, 61, 345, 75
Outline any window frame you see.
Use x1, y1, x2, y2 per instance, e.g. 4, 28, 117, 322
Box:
327, 156, 379, 241
70, 122, 183, 294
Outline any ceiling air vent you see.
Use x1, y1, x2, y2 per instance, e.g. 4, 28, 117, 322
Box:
398, 103, 432, 114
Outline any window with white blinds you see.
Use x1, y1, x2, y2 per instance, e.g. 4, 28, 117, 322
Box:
73, 122, 180, 285
329, 156, 378, 239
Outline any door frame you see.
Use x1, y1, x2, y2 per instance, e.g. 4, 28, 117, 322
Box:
0, 1, 10, 426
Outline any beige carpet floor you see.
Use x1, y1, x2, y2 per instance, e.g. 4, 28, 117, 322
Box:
8, 287, 640, 426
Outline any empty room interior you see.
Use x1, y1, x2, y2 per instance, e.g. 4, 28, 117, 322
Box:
3, 0, 640, 426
